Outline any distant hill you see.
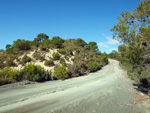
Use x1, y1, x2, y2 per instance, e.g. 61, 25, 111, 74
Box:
0, 33, 108, 85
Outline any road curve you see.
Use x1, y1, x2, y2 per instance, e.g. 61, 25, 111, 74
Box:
0, 59, 149, 113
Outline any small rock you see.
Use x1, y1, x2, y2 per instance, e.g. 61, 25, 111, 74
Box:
140, 93, 144, 96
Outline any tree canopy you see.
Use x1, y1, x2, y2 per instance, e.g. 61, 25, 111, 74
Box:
37, 33, 49, 42
86, 42, 99, 52
51, 36, 64, 48
110, 0, 150, 45
110, 0, 150, 87
75, 38, 87, 47
13, 39, 31, 51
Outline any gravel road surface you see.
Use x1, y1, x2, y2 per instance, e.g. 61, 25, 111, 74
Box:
0, 59, 149, 113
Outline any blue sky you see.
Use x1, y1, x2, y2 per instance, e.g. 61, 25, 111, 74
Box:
0, 0, 141, 53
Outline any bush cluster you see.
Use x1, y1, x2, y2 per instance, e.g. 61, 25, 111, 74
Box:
33, 51, 45, 62
87, 61, 99, 72
44, 59, 54, 67
51, 36, 64, 48
23, 64, 49, 81
0, 67, 20, 85
68, 64, 80, 77
0, 62, 5, 69
1, 33, 110, 85
99, 53, 109, 65
0, 64, 51, 85
40, 46, 47, 51
54, 66, 69, 80
21, 55, 32, 65
53, 52, 60, 60
60, 57, 66, 66
5, 59, 16, 67
66, 50, 108, 78
58, 47, 74, 56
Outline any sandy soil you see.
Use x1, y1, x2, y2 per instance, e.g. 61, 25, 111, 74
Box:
12, 49, 73, 72
0, 59, 149, 113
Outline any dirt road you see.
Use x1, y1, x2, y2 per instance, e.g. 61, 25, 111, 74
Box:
0, 59, 149, 113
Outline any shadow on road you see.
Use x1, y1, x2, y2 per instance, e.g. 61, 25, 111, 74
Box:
133, 83, 150, 95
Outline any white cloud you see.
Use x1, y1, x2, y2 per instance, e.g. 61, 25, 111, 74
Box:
98, 42, 109, 48
109, 48, 118, 51
106, 37, 119, 45
98, 33, 120, 50
102, 33, 119, 45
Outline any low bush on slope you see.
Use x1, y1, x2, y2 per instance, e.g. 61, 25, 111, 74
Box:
0, 64, 51, 85
54, 66, 69, 80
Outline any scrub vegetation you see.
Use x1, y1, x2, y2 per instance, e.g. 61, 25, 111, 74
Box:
0, 34, 108, 85
109, 0, 150, 93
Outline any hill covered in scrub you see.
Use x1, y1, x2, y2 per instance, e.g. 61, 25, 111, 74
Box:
0, 33, 108, 85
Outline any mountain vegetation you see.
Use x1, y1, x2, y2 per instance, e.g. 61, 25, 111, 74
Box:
0, 34, 108, 85
110, 0, 150, 92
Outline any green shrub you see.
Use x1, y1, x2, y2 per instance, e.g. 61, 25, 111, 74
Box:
63, 39, 76, 47
0, 61, 5, 69
87, 61, 99, 72
127, 69, 140, 82
80, 61, 87, 74
23, 64, 46, 82
51, 36, 64, 48
0, 78, 11, 85
74, 54, 83, 61
39, 55, 45, 62
60, 57, 66, 66
68, 64, 80, 77
42, 39, 52, 48
21, 55, 32, 65
0, 67, 20, 83
44, 59, 54, 66
75, 38, 87, 47
0, 52, 6, 62
58, 49, 66, 55
86, 41, 99, 52
59, 47, 74, 56
54, 64, 60, 70
13, 39, 31, 51
33, 51, 45, 61
5, 59, 16, 67
68, 60, 87, 77
40, 46, 47, 51
99, 53, 108, 65
65, 46, 74, 55
33, 73, 43, 82
53, 52, 60, 60
54, 66, 69, 80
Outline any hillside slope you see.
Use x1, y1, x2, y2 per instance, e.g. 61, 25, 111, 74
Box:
0, 34, 108, 85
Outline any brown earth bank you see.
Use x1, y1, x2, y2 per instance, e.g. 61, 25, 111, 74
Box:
0, 59, 150, 113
